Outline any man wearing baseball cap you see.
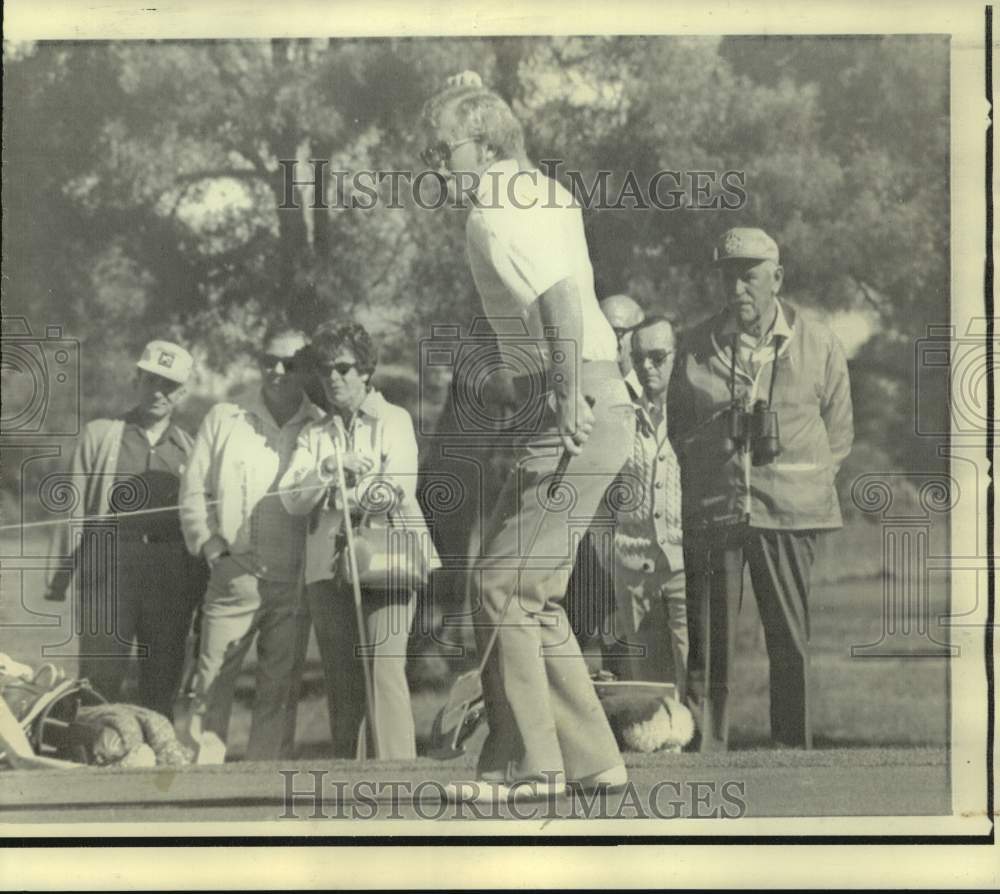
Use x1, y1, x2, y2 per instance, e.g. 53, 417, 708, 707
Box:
46, 339, 207, 719
668, 227, 853, 751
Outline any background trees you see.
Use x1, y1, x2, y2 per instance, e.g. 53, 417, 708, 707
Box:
2, 35, 950, 512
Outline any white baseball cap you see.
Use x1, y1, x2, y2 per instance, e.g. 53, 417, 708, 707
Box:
136, 340, 193, 384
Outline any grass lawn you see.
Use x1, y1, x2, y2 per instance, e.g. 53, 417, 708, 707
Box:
2, 523, 950, 758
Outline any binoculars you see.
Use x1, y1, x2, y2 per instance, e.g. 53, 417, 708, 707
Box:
727, 399, 782, 466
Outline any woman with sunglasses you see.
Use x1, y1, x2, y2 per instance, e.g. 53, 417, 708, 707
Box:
279, 321, 439, 759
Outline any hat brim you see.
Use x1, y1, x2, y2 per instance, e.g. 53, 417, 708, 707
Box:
135, 360, 189, 385
713, 253, 779, 265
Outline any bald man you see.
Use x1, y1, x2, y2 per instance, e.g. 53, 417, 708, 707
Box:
599, 294, 645, 383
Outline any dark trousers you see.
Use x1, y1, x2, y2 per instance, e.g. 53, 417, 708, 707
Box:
565, 530, 617, 672
684, 524, 817, 751
77, 540, 204, 718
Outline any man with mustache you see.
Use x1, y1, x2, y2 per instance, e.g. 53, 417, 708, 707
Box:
668, 228, 853, 751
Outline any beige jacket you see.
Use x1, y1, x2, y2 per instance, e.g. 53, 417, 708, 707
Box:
279, 390, 441, 586
178, 389, 322, 561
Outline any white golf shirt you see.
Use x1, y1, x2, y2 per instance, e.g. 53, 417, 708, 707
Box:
465, 159, 618, 368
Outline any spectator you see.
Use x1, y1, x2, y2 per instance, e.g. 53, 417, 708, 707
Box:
668, 227, 853, 751
280, 321, 439, 760
45, 340, 205, 719
179, 329, 321, 762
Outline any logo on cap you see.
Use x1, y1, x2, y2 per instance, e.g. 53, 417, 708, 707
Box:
714, 227, 779, 264
723, 230, 746, 257
137, 339, 193, 384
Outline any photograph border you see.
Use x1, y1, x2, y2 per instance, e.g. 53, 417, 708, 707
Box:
1, 0, 995, 885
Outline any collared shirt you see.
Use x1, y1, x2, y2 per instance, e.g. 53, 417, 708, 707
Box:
238, 391, 316, 582
613, 382, 684, 572
179, 388, 321, 581
465, 159, 618, 367
279, 389, 441, 586
669, 301, 854, 531
114, 410, 190, 543
736, 301, 793, 378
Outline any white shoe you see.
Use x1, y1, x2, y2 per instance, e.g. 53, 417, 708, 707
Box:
443, 778, 566, 803
568, 764, 628, 794
195, 732, 227, 765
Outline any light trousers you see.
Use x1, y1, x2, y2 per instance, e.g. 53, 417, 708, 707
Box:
189, 554, 306, 761
473, 362, 635, 784
305, 580, 417, 759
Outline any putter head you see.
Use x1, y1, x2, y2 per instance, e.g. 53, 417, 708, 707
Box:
426, 704, 467, 759
426, 695, 486, 760
425, 669, 485, 759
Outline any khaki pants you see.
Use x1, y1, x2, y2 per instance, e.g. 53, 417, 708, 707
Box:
189, 555, 306, 761
606, 555, 688, 700
305, 580, 416, 760
474, 362, 635, 784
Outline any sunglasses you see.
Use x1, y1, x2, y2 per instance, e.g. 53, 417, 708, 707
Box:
259, 354, 297, 371
420, 136, 480, 170
633, 349, 674, 367
318, 361, 357, 378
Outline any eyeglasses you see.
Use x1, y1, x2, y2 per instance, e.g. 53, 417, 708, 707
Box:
420, 136, 480, 170
138, 370, 184, 392
612, 325, 639, 342
633, 349, 674, 367
318, 361, 357, 378
259, 354, 297, 371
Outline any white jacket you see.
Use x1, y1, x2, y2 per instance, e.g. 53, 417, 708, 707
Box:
179, 388, 322, 561
279, 389, 441, 586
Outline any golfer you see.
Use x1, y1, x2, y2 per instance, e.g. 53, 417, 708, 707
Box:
420, 72, 635, 800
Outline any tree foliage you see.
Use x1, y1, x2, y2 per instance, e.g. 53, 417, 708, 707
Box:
2, 36, 950, 484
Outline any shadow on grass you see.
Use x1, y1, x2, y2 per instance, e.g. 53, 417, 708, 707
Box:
726, 730, 946, 751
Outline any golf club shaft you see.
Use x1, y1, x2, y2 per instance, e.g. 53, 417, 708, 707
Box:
473, 394, 597, 679
333, 435, 381, 760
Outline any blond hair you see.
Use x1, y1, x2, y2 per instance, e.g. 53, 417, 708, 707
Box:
421, 71, 526, 160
